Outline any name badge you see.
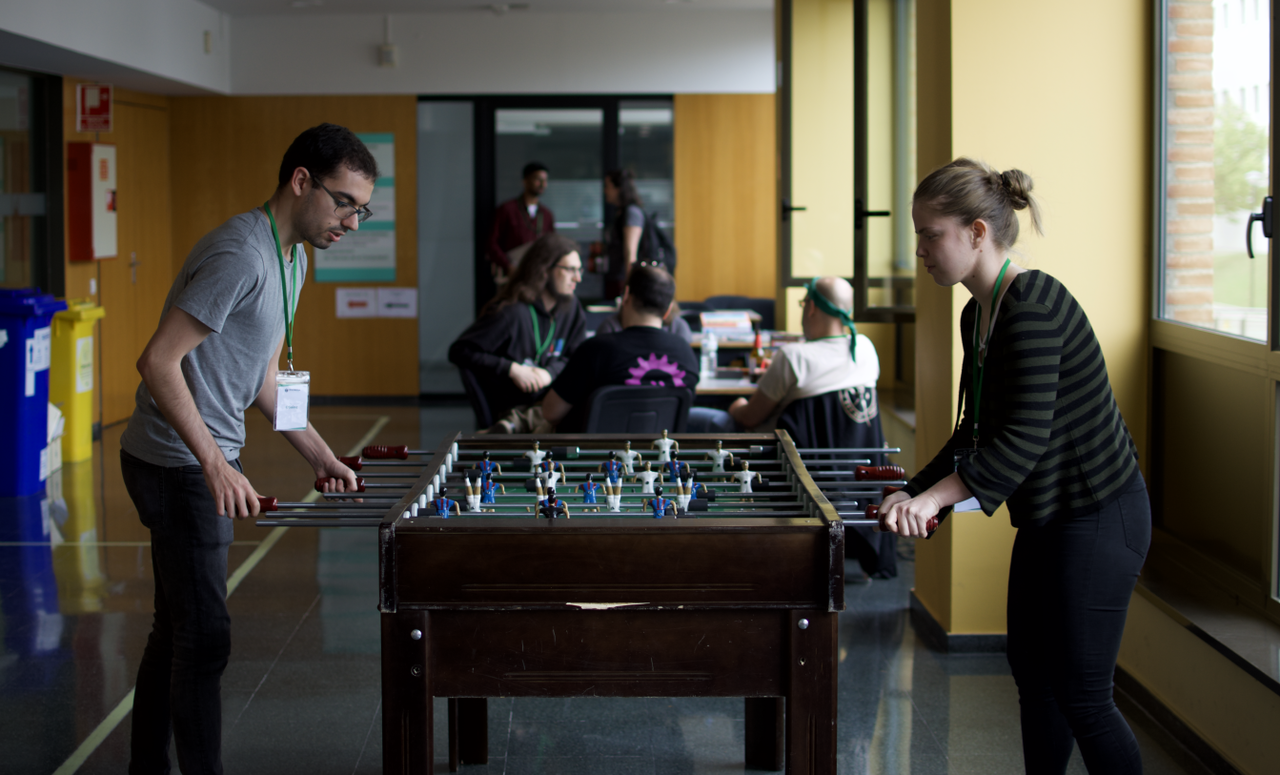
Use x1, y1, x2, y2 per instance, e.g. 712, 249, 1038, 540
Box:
952, 448, 983, 513
274, 371, 310, 431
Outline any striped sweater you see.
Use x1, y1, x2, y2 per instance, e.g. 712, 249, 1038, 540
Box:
905, 270, 1140, 527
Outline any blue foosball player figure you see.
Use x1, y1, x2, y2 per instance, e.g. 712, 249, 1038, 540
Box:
664, 453, 687, 484
643, 486, 677, 519
578, 474, 602, 510
599, 451, 624, 486
537, 487, 569, 519
432, 486, 460, 518
480, 474, 504, 505
477, 451, 502, 479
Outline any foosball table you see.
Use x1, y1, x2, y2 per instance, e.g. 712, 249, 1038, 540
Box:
256, 431, 905, 774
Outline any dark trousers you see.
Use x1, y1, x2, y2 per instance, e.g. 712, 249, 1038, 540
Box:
121, 450, 237, 775
1006, 474, 1150, 775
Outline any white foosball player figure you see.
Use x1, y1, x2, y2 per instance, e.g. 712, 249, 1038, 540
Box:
707, 440, 734, 475
525, 440, 547, 473
615, 440, 641, 475
536, 450, 563, 488
463, 475, 482, 512
633, 461, 660, 495
651, 429, 679, 463
734, 460, 762, 493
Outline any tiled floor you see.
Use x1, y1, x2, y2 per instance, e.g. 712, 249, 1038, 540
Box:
0, 402, 1216, 774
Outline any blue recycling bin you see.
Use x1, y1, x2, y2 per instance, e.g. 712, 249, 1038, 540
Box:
0, 289, 67, 497
0, 492, 64, 658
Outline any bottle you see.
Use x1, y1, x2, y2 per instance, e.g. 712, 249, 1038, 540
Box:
749, 328, 764, 373
701, 331, 718, 379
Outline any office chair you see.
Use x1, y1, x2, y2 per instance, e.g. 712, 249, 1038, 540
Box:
582, 385, 692, 434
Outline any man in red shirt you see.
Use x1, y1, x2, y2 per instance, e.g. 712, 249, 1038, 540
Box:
487, 162, 556, 283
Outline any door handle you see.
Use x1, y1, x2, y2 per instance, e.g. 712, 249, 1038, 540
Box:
781, 198, 807, 222
1246, 196, 1273, 259
855, 199, 890, 230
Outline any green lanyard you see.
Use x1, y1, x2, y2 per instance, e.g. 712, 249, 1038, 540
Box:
264, 202, 300, 371
970, 257, 1012, 447
529, 305, 556, 362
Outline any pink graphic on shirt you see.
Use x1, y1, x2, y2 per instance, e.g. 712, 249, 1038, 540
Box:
626, 353, 687, 387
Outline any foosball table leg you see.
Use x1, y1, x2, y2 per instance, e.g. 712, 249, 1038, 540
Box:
447, 697, 489, 769
785, 611, 838, 774
382, 611, 432, 775
744, 697, 785, 771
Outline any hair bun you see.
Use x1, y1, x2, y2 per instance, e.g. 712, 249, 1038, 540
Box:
1000, 169, 1033, 210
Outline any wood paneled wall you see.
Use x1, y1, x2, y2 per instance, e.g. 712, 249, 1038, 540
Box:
168, 96, 419, 396
62, 80, 174, 426
672, 94, 777, 302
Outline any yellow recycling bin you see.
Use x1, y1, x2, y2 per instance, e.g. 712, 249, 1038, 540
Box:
50, 299, 105, 463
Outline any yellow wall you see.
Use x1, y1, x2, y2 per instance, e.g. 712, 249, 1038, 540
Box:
1119, 591, 1280, 774
168, 96, 420, 396
672, 94, 777, 301
912, 0, 1151, 634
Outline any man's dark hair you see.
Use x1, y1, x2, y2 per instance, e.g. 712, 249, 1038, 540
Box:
523, 161, 549, 179
627, 264, 675, 316
278, 123, 379, 188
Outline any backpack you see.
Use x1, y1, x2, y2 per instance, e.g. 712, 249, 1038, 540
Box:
638, 211, 677, 275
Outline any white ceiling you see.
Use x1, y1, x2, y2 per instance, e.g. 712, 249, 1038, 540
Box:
201, 0, 770, 16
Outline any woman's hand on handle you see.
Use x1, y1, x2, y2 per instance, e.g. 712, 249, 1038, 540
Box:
881, 492, 941, 538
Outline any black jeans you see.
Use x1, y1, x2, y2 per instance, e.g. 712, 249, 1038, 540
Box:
121, 450, 237, 775
1006, 473, 1150, 775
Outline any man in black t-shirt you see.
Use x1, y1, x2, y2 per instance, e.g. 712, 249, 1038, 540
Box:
542, 265, 699, 432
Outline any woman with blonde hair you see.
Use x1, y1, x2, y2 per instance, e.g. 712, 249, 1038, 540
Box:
882, 158, 1149, 774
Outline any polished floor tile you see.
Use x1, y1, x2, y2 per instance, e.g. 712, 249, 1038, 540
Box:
0, 402, 1219, 774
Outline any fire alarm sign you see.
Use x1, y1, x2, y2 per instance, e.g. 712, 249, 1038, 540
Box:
76, 84, 112, 133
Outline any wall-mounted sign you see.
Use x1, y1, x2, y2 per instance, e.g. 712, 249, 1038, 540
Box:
75, 84, 112, 133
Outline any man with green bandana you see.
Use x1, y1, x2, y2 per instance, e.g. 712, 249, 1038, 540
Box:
686, 276, 879, 433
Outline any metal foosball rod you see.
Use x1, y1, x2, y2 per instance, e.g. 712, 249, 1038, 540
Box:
795, 447, 903, 455
313, 477, 410, 493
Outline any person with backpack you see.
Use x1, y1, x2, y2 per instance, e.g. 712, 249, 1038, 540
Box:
600, 169, 645, 299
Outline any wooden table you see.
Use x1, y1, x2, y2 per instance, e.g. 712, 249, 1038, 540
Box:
375, 432, 843, 774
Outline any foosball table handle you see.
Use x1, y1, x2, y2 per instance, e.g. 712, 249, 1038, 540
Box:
338, 455, 363, 471
864, 503, 939, 536
363, 445, 410, 460
257, 496, 278, 513
315, 477, 367, 493
855, 465, 906, 481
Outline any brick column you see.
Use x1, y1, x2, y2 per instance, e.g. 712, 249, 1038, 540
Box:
1163, 0, 1215, 325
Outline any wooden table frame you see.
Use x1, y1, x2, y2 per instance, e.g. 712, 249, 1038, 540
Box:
378, 432, 844, 774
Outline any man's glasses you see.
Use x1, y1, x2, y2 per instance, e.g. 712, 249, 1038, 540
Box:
308, 171, 373, 223
555, 263, 584, 277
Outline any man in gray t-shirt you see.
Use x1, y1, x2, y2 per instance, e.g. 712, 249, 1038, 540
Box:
118, 123, 378, 774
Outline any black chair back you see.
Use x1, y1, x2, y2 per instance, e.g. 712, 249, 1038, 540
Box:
582, 385, 692, 434
458, 367, 493, 430
777, 387, 897, 578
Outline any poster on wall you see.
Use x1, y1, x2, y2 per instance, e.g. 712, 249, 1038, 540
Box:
314, 132, 396, 282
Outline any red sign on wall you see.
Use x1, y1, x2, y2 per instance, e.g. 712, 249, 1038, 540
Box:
76, 84, 113, 133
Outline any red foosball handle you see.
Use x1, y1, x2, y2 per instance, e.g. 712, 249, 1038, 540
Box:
257, 496, 278, 513
363, 445, 409, 460
315, 477, 367, 493
882, 486, 901, 497
338, 455, 363, 471
864, 503, 938, 534
855, 465, 906, 481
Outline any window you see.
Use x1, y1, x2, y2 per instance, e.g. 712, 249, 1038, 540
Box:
1158, 0, 1271, 341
